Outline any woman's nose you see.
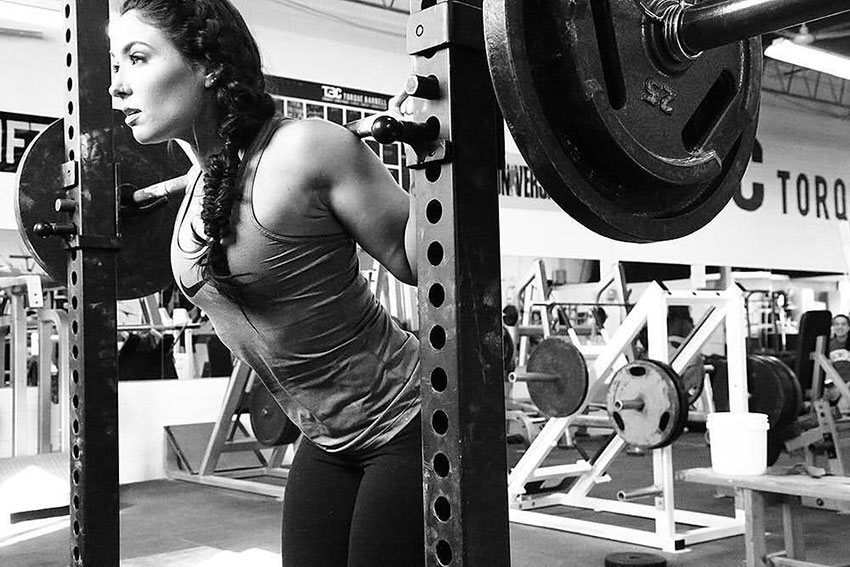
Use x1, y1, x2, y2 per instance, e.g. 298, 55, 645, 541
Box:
109, 76, 129, 98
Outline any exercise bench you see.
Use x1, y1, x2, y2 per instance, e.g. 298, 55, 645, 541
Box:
677, 467, 850, 567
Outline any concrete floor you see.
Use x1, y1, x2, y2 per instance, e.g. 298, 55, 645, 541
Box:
2, 429, 849, 567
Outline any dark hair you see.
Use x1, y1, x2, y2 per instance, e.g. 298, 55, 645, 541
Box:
502, 304, 518, 327
120, 0, 276, 299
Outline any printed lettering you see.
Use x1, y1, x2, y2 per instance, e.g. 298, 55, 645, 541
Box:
815, 176, 829, 219
777, 170, 791, 214
734, 182, 764, 212
836, 179, 847, 221
797, 174, 810, 216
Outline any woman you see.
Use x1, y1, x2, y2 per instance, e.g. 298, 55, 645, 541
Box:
828, 314, 850, 410
108, 1, 422, 565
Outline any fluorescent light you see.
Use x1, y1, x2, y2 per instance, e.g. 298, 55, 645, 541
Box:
0, 1, 62, 35
765, 37, 850, 81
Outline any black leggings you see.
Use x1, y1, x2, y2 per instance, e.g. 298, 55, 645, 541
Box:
281, 414, 424, 567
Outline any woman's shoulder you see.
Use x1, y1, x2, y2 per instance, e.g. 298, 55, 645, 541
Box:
256, 117, 362, 186
266, 117, 355, 155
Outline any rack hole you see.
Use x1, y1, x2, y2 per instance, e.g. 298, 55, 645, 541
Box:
426, 199, 442, 223
433, 453, 450, 477
431, 410, 449, 435
429, 326, 446, 350
428, 284, 445, 307
431, 367, 447, 392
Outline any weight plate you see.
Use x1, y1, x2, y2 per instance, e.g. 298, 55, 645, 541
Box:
606, 359, 688, 449
669, 335, 705, 405
710, 354, 803, 465
525, 337, 589, 417
484, 0, 761, 242
746, 354, 786, 428
605, 551, 667, 567
794, 310, 832, 391
249, 382, 301, 447
753, 354, 802, 429
15, 110, 190, 299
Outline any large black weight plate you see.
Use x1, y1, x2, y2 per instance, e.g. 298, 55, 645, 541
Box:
525, 337, 589, 417
605, 551, 667, 567
249, 382, 301, 447
753, 354, 802, 429
712, 355, 793, 429
793, 310, 832, 392
15, 110, 190, 299
484, 0, 761, 242
710, 354, 802, 465
606, 360, 688, 449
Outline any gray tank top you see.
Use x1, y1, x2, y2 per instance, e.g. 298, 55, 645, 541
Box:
170, 117, 420, 452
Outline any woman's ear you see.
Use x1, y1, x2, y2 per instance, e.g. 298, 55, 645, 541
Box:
204, 68, 221, 88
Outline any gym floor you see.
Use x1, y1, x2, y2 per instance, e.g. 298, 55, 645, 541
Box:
2, 429, 849, 567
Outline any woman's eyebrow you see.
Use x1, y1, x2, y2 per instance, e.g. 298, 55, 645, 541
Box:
111, 40, 153, 56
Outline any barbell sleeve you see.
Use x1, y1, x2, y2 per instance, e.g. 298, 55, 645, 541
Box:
130, 174, 189, 203
614, 397, 645, 412
677, 0, 850, 56
616, 485, 663, 502
507, 371, 561, 383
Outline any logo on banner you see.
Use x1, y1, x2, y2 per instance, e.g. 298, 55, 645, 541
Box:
1, 112, 55, 173
735, 139, 848, 221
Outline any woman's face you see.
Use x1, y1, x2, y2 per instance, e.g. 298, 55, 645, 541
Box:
108, 10, 211, 145
833, 317, 849, 339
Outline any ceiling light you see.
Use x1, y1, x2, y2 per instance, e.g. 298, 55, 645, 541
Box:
0, 1, 62, 36
765, 37, 850, 81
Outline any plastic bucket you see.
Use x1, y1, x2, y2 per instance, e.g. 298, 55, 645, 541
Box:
706, 412, 769, 475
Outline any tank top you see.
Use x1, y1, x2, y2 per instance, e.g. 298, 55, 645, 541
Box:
170, 116, 420, 453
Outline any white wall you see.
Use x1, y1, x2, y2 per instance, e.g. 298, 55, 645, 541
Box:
0, 378, 229, 483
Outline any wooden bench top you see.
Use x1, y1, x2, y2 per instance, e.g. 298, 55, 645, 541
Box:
677, 467, 850, 502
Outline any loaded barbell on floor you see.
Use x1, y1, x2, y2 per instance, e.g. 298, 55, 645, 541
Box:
509, 337, 590, 418
606, 360, 690, 450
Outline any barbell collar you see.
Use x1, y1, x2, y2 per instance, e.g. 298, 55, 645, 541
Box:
677, 0, 850, 56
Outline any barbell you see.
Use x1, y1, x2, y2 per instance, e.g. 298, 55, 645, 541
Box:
15, 109, 190, 300
16, 0, 850, 298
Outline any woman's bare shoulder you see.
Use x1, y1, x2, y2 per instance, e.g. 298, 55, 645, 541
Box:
258, 118, 365, 190
250, 119, 355, 229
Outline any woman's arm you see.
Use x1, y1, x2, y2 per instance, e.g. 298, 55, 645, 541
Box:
255, 118, 417, 285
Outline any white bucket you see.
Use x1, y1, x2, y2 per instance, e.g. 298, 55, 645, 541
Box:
706, 412, 770, 475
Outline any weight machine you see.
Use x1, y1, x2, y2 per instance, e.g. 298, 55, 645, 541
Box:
508, 282, 749, 552
164, 359, 298, 499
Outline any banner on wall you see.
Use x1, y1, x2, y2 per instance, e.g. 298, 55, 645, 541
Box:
498, 131, 850, 274
0, 111, 55, 173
